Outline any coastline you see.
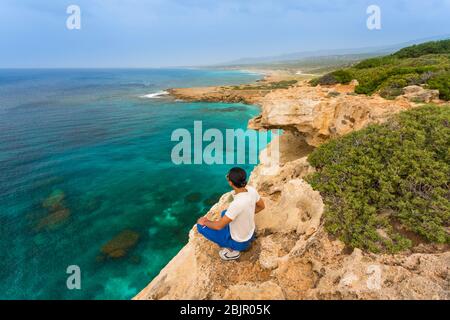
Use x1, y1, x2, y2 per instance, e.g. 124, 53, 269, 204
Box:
134, 69, 449, 300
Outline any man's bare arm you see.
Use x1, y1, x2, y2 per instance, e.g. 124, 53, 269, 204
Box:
198, 215, 232, 231
255, 198, 265, 214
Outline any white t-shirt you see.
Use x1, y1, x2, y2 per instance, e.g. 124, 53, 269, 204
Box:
225, 186, 260, 242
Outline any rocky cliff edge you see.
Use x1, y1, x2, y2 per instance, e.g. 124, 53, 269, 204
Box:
135, 81, 449, 300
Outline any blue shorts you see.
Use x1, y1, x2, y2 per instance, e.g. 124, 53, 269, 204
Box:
197, 210, 255, 252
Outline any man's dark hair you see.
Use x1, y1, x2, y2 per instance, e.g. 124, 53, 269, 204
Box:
227, 167, 247, 188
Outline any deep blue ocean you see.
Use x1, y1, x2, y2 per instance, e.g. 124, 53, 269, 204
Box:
0, 68, 263, 299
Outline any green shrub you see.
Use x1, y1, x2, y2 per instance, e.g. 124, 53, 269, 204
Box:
327, 91, 341, 98
394, 39, 450, 59
354, 56, 396, 69
427, 71, 450, 100
309, 77, 320, 86
353, 67, 391, 95
379, 87, 404, 100
311, 70, 353, 86
310, 40, 450, 100
379, 74, 422, 99
306, 105, 450, 253
269, 80, 298, 89
233, 80, 298, 91
331, 70, 353, 84
318, 73, 340, 85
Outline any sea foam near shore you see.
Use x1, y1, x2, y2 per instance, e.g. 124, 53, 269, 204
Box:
140, 90, 170, 99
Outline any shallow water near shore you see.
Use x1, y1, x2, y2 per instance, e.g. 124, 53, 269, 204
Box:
0, 68, 263, 299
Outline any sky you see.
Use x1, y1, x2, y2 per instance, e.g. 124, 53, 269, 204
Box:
1, 0, 449, 68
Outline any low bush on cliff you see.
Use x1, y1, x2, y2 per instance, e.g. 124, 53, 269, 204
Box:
427, 71, 450, 100
255, 80, 298, 90
233, 80, 298, 91
306, 105, 450, 253
309, 39, 450, 100
378, 73, 422, 99
309, 70, 353, 86
393, 40, 450, 58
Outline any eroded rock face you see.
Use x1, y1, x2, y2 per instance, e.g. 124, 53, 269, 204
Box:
223, 281, 286, 300
250, 82, 414, 147
304, 246, 450, 300
253, 179, 323, 236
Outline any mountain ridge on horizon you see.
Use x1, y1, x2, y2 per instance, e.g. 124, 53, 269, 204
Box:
215, 34, 450, 67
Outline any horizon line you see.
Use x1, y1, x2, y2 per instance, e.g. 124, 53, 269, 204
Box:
3, 34, 449, 70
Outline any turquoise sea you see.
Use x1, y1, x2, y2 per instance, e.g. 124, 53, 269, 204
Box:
0, 68, 263, 299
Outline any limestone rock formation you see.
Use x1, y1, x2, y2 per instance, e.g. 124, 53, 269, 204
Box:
223, 281, 286, 300
249, 82, 413, 147
168, 87, 266, 105
401, 85, 440, 103
306, 247, 449, 300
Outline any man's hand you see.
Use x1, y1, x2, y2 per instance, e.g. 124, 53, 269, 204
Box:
197, 216, 208, 226
255, 198, 265, 214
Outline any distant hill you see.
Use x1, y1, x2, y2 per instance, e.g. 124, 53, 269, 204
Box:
218, 34, 450, 67
310, 39, 450, 100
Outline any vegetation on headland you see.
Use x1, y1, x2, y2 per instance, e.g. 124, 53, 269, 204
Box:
223, 53, 384, 75
310, 40, 450, 100
232, 80, 298, 91
307, 105, 450, 253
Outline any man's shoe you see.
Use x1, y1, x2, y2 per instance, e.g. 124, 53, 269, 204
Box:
219, 248, 241, 261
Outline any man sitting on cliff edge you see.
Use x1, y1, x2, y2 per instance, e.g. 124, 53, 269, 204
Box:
197, 167, 265, 261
